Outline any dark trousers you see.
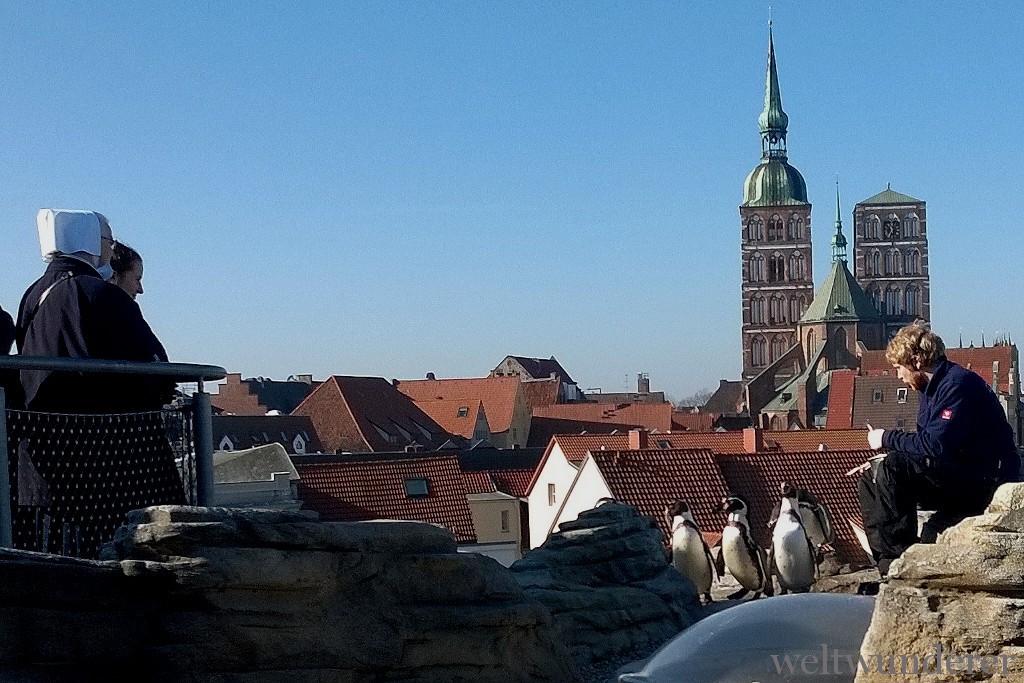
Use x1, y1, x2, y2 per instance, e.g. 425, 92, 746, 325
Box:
857, 450, 998, 562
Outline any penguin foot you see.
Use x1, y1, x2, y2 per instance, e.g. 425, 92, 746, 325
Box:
726, 587, 751, 600
702, 593, 713, 604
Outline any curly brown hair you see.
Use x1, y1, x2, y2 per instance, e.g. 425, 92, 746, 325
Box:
885, 324, 946, 369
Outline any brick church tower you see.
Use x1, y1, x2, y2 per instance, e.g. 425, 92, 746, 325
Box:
740, 28, 814, 381
853, 186, 930, 339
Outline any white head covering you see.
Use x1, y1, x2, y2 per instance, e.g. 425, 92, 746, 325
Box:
36, 208, 111, 266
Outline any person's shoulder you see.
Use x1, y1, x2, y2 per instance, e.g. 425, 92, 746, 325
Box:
944, 360, 989, 391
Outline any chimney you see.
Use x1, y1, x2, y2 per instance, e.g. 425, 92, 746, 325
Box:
638, 373, 650, 395
992, 361, 1000, 393
426, 372, 436, 380
1010, 362, 1019, 398
628, 428, 648, 450
296, 374, 313, 384
743, 427, 763, 454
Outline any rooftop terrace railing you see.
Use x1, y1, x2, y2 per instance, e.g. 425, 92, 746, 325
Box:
0, 356, 226, 557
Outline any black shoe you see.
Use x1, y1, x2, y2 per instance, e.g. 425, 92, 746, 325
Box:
876, 557, 893, 577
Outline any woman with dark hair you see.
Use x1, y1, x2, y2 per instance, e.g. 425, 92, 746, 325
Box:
109, 241, 145, 300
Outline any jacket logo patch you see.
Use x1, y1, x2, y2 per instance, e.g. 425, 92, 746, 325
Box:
941, 409, 953, 420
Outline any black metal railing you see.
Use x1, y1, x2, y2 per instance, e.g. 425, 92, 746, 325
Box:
0, 356, 225, 557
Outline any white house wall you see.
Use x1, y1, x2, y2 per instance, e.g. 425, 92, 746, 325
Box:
527, 442, 583, 549
548, 455, 612, 537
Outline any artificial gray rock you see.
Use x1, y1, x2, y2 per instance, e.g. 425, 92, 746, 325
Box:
511, 502, 703, 669
856, 482, 1024, 681
0, 506, 580, 682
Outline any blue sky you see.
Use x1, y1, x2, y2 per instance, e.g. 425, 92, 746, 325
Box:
0, 2, 1020, 400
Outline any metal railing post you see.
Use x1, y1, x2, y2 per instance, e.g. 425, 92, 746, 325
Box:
192, 384, 215, 507
0, 387, 12, 547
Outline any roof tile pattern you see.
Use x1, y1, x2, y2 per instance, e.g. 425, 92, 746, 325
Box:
826, 371, 856, 429
414, 398, 485, 439
671, 411, 717, 432
293, 453, 476, 542
588, 448, 731, 545
534, 403, 674, 432
716, 449, 875, 565
519, 377, 560, 412
859, 347, 1018, 394
397, 376, 522, 433
212, 414, 324, 452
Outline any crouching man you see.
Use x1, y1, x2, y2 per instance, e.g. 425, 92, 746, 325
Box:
857, 324, 1019, 576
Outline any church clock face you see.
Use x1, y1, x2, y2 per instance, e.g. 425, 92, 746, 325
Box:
882, 219, 899, 240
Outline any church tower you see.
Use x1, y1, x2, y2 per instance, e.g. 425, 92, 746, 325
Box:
853, 186, 930, 339
740, 27, 813, 381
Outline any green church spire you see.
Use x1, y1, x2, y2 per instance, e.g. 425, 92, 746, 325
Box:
758, 24, 789, 160
832, 179, 848, 263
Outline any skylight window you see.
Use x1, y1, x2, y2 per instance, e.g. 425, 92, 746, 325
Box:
896, 387, 908, 403
457, 406, 469, 417
657, 440, 671, 449
404, 477, 429, 498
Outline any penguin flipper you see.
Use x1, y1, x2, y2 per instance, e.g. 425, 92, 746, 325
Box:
764, 543, 777, 597
713, 541, 726, 578
767, 501, 781, 528
704, 541, 719, 582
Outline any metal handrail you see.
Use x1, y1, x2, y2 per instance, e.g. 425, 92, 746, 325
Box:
0, 356, 226, 383
0, 356, 226, 550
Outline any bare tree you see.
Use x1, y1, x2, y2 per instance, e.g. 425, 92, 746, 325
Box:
676, 388, 714, 409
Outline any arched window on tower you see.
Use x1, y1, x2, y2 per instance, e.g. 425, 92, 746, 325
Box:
747, 215, 764, 242
751, 335, 768, 367
834, 327, 848, 353
789, 295, 802, 323
868, 286, 882, 313
903, 213, 919, 238
798, 294, 808, 318
884, 285, 901, 315
905, 285, 920, 316
768, 253, 786, 282
868, 215, 881, 239
788, 251, 805, 281
807, 329, 817, 351
749, 253, 766, 282
787, 214, 802, 240
904, 249, 920, 275
885, 249, 902, 276
750, 294, 766, 325
769, 295, 786, 324
869, 250, 881, 276
770, 335, 788, 363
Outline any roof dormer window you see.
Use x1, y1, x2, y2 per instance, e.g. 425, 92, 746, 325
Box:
404, 478, 429, 498
457, 406, 469, 417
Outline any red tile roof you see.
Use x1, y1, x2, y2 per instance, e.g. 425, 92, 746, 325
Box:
860, 346, 1018, 394
292, 452, 476, 542
825, 370, 856, 429
413, 398, 486, 439
396, 376, 522, 433
766, 429, 871, 452
519, 377, 560, 412
525, 416, 642, 448
463, 469, 534, 497
715, 449, 875, 566
671, 411, 717, 432
533, 402, 674, 432
587, 448, 731, 546
292, 376, 452, 452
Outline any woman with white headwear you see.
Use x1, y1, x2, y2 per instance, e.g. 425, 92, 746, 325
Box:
14, 209, 184, 557
16, 209, 171, 412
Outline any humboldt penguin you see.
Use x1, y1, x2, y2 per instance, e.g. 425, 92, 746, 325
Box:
665, 500, 715, 602
768, 482, 836, 559
769, 484, 817, 593
718, 495, 773, 600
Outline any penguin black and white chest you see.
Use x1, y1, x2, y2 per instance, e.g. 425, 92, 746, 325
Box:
665, 500, 714, 601
718, 495, 771, 598
768, 483, 835, 554
770, 486, 816, 593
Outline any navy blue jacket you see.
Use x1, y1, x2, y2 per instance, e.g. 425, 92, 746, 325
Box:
0, 306, 13, 355
16, 256, 171, 413
882, 356, 1019, 483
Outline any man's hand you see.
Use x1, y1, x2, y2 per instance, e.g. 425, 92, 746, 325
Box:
867, 422, 885, 450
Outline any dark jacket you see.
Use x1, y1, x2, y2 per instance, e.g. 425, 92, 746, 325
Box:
0, 306, 13, 355
16, 255, 172, 413
882, 356, 1019, 483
